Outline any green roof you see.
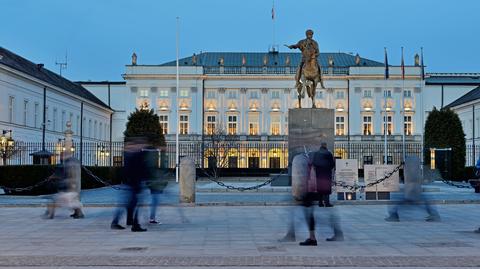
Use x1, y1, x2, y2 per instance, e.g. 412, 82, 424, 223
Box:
160, 52, 384, 68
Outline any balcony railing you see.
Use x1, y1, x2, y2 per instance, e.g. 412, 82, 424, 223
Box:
203, 66, 349, 76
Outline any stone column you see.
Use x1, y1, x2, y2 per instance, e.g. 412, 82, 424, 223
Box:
179, 157, 196, 203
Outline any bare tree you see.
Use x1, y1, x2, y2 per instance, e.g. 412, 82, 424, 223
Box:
202, 123, 238, 179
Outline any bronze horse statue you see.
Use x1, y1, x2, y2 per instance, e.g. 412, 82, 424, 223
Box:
297, 51, 324, 108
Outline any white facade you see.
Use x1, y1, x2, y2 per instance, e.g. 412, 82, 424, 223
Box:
0, 47, 113, 165
89, 57, 427, 144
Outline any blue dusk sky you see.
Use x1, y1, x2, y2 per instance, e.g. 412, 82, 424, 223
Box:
1, 0, 479, 81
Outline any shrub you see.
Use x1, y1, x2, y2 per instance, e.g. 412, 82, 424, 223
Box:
424, 107, 466, 180
0, 165, 124, 195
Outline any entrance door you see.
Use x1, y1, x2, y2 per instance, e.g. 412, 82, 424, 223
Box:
269, 157, 280, 168
228, 156, 238, 168
248, 157, 260, 168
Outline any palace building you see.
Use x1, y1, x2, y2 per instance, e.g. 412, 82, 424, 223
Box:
80, 51, 440, 168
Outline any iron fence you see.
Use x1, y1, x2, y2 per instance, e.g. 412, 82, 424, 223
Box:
4, 140, 424, 169
466, 144, 480, 167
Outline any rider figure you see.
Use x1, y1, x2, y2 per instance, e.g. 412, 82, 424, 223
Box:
287, 29, 322, 88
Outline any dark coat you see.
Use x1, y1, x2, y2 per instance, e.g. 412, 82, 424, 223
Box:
309, 147, 335, 194
123, 150, 147, 192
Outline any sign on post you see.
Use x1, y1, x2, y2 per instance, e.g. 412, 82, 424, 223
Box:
364, 165, 400, 192
335, 159, 358, 192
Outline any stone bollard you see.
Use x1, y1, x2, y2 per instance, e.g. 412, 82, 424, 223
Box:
179, 157, 196, 203
404, 156, 422, 200
291, 154, 309, 201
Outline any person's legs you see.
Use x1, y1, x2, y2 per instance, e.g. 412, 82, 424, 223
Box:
279, 205, 296, 242
385, 200, 401, 221
423, 197, 440, 221
131, 192, 146, 232
326, 207, 344, 241
300, 194, 317, 246
149, 192, 159, 223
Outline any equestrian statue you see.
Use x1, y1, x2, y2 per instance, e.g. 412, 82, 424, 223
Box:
286, 29, 325, 108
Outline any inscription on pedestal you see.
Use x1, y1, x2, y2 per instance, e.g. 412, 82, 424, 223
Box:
288, 108, 335, 165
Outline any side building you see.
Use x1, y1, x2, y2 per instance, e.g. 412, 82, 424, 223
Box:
0, 47, 113, 165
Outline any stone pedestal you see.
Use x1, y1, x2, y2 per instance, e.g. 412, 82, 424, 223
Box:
179, 157, 196, 203
288, 108, 335, 165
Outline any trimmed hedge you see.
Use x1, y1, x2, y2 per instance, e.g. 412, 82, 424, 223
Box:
0, 165, 124, 195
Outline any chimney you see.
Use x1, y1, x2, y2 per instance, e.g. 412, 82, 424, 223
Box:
37, 63, 44, 70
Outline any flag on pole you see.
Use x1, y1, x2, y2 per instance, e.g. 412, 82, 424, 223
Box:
271, 2, 275, 20
401, 47, 405, 80
384, 47, 389, 79
420, 47, 425, 80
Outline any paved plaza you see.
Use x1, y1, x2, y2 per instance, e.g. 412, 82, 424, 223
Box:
0, 202, 479, 268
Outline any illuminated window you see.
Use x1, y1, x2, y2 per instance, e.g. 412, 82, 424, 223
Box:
180, 115, 189, 134
404, 115, 413, 135
248, 114, 259, 135
270, 114, 281, 135
206, 115, 216, 135
159, 115, 168, 134
383, 115, 393, 135
363, 116, 372, 135
335, 116, 345, 136
228, 115, 237, 135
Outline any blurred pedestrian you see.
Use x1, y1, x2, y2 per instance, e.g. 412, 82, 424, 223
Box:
385, 156, 440, 222
44, 157, 84, 219
111, 137, 148, 232
300, 142, 343, 246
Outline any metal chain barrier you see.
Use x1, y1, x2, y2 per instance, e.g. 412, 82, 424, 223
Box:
81, 166, 130, 191
333, 162, 404, 191
0, 174, 55, 193
440, 179, 473, 189
202, 168, 288, 192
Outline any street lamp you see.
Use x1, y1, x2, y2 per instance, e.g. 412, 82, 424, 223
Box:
0, 130, 15, 165
97, 145, 110, 166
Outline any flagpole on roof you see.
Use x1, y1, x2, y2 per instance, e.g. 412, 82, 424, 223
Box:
175, 16, 180, 183
271, 0, 276, 52
384, 47, 389, 164
401, 47, 406, 163
420, 47, 425, 164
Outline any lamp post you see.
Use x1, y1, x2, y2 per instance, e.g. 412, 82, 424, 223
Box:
0, 130, 15, 165
97, 144, 110, 166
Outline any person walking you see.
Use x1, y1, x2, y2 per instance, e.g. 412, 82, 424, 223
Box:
300, 142, 343, 246
111, 137, 148, 232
